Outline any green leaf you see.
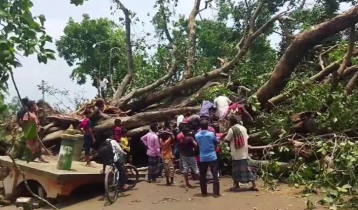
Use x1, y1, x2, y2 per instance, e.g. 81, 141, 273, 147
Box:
23, 121, 37, 140
342, 184, 352, 189
0, 9, 8, 17
336, 187, 347, 193
23, 147, 32, 163
329, 190, 338, 197
323, 197, 334, 204
38, 14, 46, 26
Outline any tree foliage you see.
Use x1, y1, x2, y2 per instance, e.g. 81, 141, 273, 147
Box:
0, 0, 55, 96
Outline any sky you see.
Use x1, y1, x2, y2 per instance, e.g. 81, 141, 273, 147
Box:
6, 0, 351, 109
7, 0, 219, 108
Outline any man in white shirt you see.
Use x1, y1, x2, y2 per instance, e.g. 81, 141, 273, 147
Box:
99, 76, 108, 100
213, 96, 232, 120
176, 115, 185, 127
224, 115, 258, 192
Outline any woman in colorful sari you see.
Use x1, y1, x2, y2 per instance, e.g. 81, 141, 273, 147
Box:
22, 101, 48, 163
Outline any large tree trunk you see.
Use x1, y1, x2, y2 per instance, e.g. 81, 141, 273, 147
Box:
125, 65, 234, 112
93, 106, 199, 132
255, 5, 358, 106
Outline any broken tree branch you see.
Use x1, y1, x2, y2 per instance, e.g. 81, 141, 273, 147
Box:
159, 3, 173, 44
115, 5, 178, 109
249, 0, 266, 34
118, 44, 178, 109
319, 45, 338, 70
199, 0, 213, 12
337, 26, 356, 76
268, 61, 341, 106
184, 0, 202, 80
342, 65, 358, 78
255, 5, 358, 106
93, 106, 200, 132
112, 0, 134, 101
345, 71, 358, 94
176, 82, 221, 107
128, 1, 283, 112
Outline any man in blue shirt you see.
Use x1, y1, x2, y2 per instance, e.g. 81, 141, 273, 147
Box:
195, 119, 220, 197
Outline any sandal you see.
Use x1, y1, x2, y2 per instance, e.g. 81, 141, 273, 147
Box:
229, 187, 241, 192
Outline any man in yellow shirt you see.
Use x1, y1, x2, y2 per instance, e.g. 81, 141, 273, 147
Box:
121, 129, 130, 164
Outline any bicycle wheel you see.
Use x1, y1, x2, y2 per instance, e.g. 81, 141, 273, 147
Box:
104, 167, 119, 204
125, 164, 139, 189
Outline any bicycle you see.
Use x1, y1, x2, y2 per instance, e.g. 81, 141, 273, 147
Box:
104, 163, 139, 204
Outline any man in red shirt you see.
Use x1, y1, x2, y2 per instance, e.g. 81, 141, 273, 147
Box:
78, 110, 96, 166
113, 119, 122, 143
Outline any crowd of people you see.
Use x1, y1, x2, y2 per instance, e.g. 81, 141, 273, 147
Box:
93, 95, 257, 197
15, 93, 257, 197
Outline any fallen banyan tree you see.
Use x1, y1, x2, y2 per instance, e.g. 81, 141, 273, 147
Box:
3, 1, 358, 156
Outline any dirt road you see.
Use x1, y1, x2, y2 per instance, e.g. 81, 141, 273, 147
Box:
3, 177, 325, 210
63, 177, 324, 210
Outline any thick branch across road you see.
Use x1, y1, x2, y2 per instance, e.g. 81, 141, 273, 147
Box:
255, 5, 358, 105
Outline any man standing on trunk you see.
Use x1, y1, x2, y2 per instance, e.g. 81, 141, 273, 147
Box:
195, 120, 220, 197
99, 76, 108, 101
213, 96, 232, 120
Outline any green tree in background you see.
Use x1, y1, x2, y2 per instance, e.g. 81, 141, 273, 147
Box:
56, 14, 154, 96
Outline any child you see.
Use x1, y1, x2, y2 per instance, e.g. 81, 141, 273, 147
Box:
179, 127, 199, 188
113, 119, 122, 143
121, 128, 130, 164
78, 110, 96, 167
160, 130, 174, 185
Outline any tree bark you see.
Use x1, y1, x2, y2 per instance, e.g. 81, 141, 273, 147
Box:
337, 26, 356, 76
342, 65, 358, 78
176, 82, 221, 107
268, 61, 340, 106
127, 4, 284, 112
255, 5, 358, 106
93, 106, 200, 132
113, 0, 134, 101
117, 45, 178, 109
184, 0, 201, 79
345, 71, 358, 94
127, 125, 150, 137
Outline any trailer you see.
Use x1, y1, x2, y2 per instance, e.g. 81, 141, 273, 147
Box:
0, 156, 103, 199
